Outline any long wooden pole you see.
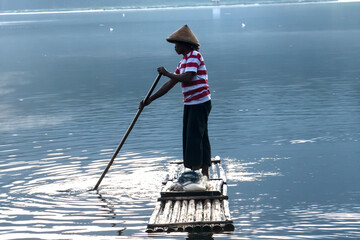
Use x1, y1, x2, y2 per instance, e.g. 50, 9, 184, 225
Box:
93, 74, 162, 191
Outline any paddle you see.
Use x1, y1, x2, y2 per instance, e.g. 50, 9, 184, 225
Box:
93, 73, 162, 191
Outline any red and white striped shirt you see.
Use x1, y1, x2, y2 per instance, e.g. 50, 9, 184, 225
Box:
175, 50, 211, 105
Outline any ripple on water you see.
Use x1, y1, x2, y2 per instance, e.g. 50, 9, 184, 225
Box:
225, 157, 284, 182
0, 144, 178, 239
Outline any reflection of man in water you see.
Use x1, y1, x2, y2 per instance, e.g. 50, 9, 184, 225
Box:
140, 25, 212, 177
187, 233, 214, 240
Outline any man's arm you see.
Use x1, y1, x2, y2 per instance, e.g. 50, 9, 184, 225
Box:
157, 66, 195, 83
139, 78, 177, 108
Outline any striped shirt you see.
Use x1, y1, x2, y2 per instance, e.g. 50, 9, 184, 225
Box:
175, 50, 211, 105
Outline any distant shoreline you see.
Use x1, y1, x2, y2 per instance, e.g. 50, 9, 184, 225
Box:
0, 0, 358, 16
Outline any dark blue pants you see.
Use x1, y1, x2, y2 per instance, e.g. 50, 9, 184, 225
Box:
183, 100, 212, 170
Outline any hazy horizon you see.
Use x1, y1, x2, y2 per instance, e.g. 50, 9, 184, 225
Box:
0, 0, 346, 13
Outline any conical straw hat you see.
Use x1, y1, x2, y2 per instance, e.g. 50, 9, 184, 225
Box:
166, 25, 200, 47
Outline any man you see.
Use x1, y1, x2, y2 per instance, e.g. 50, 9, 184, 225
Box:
140, 25, 212, 177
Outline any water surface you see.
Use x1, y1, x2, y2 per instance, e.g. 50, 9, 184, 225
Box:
1, 2, 360, 239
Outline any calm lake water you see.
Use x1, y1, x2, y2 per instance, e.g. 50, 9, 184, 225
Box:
1, 2, 360, 239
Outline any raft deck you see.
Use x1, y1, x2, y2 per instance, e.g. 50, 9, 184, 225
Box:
146, 159, 234, 233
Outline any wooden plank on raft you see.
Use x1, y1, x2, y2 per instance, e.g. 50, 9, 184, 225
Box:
222, 184, 235, 231
177, 200, 188, 232
211, 163, 219, 179
158, 195, 228, 202
184, 199, 196, 232
211, 199, 222, 222
148, 220, 234, 228
211, 198, 225, 233
187, 199, 196, 222
146, 201, 163, 233
161, 200, 173, 225
160, 189, 221, 198
218, 164, 227, 183
203, 199, 211, 221
203, 199, 212, 232
195, 200, 203, 222
170, 200, 181, 224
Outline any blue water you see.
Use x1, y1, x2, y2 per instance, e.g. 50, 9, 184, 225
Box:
1, 2, 360, 239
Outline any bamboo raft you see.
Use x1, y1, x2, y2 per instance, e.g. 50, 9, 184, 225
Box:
146, 159, 234, 233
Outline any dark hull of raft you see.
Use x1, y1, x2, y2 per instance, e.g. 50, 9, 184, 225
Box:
146, 159, 234, 233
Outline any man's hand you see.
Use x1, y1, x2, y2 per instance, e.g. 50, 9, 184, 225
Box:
157, 66, 169, 77
139, 98, 152, 109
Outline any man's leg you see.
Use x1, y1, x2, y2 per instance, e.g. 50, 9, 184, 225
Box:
201, 101, 212, 177
183, 101, 211, 172
183, 104, 203, 170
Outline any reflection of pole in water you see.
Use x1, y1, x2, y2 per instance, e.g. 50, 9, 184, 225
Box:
97, 192, 125, 235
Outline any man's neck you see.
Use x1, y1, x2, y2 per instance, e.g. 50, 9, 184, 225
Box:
182, 49, 193, 56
